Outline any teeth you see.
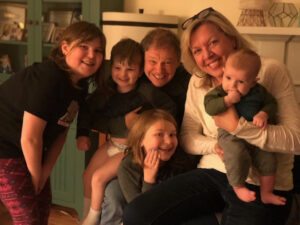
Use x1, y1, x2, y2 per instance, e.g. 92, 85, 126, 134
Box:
153, 74, 166, 80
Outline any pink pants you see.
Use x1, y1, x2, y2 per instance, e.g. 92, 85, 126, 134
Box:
0, 158, 52, 225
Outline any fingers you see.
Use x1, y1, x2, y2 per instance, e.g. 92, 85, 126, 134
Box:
144, 149, 159, 167
215, 143, 224, 161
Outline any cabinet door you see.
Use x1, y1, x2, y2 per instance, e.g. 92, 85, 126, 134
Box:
50, 123, 85, 218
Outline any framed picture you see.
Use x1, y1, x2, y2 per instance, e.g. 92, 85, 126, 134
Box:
51, 26, 66, 43
0, 3, 27, 29
42, 22, 55, 42
49, 10, 73, 27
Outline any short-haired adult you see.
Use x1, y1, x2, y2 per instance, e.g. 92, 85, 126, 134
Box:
100, 28, 194, 225
122, 8, 300, 225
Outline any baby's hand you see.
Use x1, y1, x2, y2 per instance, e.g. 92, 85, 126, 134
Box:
143, 148, 160, 183
253, 111, 268, 130
225, 90, 241, 106
77, 136, 91, 151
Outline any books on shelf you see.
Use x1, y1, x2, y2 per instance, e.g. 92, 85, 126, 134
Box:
42, 22, 55, 43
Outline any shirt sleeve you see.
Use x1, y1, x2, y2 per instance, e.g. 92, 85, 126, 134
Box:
118, 155, 156, 203
204, 85, 227, 116
180, 76, 217, 155
232, 58, 300, 154
24, 65, 61, 121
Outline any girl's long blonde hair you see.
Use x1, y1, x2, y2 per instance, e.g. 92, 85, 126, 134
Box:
126, 109, 177, 167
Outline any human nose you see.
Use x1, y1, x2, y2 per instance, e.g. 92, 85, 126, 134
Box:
231, 81, 237, 89
163, 135, 172, 145
203, 47, 212, 59
155, 63, 165, 74
87, 48, 95, 58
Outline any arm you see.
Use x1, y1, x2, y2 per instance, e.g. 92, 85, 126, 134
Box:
204, 85, 228, 116
232, 58, 300, 154
21, 111, 46, 194
39, 128, 68, 191
118, 155, 156, 203
180, 76, 217, 155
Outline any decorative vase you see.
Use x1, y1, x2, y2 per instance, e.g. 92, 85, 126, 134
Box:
268, 2, 298, 27
237, 0, 271, 26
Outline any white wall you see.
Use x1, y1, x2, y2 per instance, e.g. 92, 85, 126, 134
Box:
123, 0, 300, 29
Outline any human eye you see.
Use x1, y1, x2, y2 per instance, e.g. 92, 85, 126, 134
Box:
95, 48, 103, 54
192, 48, 202, 55
127, 67, 136, 72
238, 80, 244, 84
154, 132, 163, 137
149, 59, 157, 65
209, 39, 218, 48
113, 65, 121, 71
79, 44, 88, 50
225, 75, 231, 80
170, 132, 177, 137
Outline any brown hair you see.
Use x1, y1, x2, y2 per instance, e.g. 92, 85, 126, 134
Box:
126, 109, 177, 167
49, 21, 106, 87
141, 28, 181, 60
110, 38, 144, 69
226, 48, 261, 80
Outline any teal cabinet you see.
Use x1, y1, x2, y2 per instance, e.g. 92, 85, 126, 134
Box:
0, 0, 123, 218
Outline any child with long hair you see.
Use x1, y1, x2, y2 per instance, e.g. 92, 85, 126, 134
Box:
0, 21, 106, 225
78, 39, 177, 225
118, 109, 196, 203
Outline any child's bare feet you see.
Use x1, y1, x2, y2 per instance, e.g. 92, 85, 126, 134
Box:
233, 186, 256, 202
261, 192, 286, 205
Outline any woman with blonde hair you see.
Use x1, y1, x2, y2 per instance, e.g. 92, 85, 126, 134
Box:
123, 8, 300, 225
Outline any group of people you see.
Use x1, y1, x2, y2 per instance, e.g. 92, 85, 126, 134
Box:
0, 7, 299, 225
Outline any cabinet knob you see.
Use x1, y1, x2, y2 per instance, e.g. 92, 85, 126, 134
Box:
26, 20, 32, 25
33, 21, 39, 25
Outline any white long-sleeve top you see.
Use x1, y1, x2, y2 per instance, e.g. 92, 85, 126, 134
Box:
180, 57, 300, 191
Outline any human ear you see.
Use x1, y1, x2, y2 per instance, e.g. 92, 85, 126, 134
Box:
61, 41, 70, 55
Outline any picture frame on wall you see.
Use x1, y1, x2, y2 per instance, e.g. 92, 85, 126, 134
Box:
51, 26, 66, 43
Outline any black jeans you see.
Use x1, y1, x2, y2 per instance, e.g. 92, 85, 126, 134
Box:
123, 168, 292, 225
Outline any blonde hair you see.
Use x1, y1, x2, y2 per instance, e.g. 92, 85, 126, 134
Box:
181, 9, 253, 88
227, 48, 261, 80
127, 109, 177, 167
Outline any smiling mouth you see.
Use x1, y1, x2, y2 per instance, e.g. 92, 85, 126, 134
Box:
153, 74, 167, 80
207, 58, 221, 69
82, 61, 95, 67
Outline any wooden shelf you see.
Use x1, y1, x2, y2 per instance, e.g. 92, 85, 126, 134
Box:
237, 26, 300, 36
0, 40, 27, 46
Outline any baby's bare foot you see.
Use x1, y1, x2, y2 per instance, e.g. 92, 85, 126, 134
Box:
261, 192, 286, 205
233, 186, 256, 202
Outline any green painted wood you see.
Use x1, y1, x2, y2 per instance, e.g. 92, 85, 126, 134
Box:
51, 126, 85, 218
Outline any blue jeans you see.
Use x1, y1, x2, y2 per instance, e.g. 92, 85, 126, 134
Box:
101, 178, 127, 225
123, 169, 292, 225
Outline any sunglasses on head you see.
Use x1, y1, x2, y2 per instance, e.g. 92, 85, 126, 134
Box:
181, 7, 216, 30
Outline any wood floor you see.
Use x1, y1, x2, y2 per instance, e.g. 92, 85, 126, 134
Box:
0, 201, 79, 225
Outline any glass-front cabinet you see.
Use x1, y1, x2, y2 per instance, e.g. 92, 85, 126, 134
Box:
0, 0, 123, 218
